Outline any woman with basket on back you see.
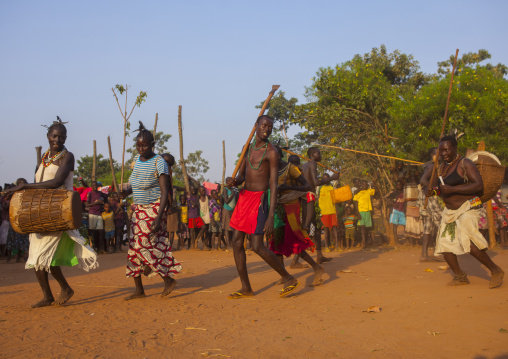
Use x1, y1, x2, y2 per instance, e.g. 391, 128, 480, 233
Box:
424, 135, 504, 288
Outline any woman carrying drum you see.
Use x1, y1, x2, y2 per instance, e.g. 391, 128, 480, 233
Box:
4, 118, 98, 307
123, 122, 182, 300
424, 135, 504, 288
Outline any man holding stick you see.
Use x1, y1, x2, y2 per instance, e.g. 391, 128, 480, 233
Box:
227, 115, 299, 298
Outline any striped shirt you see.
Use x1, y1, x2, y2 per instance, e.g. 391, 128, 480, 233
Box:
129, 154, 169, 205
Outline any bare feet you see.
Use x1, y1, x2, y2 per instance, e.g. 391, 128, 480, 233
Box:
161, 277, 177, 297
290, 262, 310, 269
311, 266, 324, 286
124, 291, 146, 301
31, 297, 54, 308
53, 288, 75, 306
489, 269, 504, 289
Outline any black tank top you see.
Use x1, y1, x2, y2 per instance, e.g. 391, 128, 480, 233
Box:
443, 161, 467, 186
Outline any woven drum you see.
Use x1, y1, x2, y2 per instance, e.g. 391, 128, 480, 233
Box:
331, 185, 353, 204
9, 189, 82, 234
467, 152, 505, 203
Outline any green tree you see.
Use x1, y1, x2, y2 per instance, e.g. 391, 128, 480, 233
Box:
172, 150, 210, 185
391, 49, 508, 163
75, 154, 121, 184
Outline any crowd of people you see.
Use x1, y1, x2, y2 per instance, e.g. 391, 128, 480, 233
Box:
0, 117, 506, 307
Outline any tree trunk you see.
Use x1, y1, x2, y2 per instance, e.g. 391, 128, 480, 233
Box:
120, 120, 126, 193
92, 140, 97, 182
221, 140, 226, 195
178, 106, 191, 194
107, 136, 119, 193
153, 112, 158, 137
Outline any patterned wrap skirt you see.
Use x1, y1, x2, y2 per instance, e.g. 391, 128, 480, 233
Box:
126, 200, 182, 278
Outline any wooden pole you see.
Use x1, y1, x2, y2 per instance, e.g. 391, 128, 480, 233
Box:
178, 106, 191, 194
35, 146, 42, 168
221, 140, 226, 194
92, 140, 97, 182
231, 85, 280, 179
315, 144, 424, 165
153, 112, 158, 136
281, 148, 339, 173
107, 136, 119, 193
426, 49, 459, 207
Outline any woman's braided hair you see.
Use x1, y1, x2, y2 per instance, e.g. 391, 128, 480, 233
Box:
135, 121, 155, 145
42, 116, 67, 135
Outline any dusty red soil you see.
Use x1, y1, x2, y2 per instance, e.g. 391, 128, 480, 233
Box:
1, 246, 507, 359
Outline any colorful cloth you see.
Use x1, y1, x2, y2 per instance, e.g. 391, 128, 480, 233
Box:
321, 213, 338, 229
353, 188, 375, 212
180, 205, 188, 223
126, 200, 182, 278
209, 198, 221, 220
306, 192, 316, 202
187, 195, 199, 219
270, 200, 314, 257
202, 182, 219, 196
435, 197, 488, 255
319, 185, 336, 215
343, 215, 357, 229
230, 189, 268, 235
392, 191, 405, 212
495, 206, 508, 229
129, 154, 169, 205
405, 216, 423, 237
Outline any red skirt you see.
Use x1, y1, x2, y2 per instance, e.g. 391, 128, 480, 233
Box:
230, 189, 266, 235
188, 217, 204, 229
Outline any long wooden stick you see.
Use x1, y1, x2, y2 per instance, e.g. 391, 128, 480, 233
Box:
281, 148, 339, 173
178, 105, 191, 194
92, 140, 97, 181
231, 85, 280, 179
107, 136, 119, 193
153, 113, 158, 136
425, 49, 459, 207
35, 146, 42, 168
221, 140, 226, 195
315, 144, 424, 165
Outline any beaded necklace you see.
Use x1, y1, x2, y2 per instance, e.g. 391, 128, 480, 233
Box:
41, 146, 67, 167
438, 154, 460, 178
248, 138, 269, 170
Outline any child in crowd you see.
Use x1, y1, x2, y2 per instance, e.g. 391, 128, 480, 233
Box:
388, 180, 406, 245
342, 206, 357, 249
319, 174, 338, 251
353, 179, 376, 248
209, 190, 225, 250
109, 192, 125, 252
178, 194, 190, 249
101, 202, 115, 253
371, 194, 385, 245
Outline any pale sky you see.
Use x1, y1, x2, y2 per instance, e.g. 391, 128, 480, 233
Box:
1, 0, 507, 186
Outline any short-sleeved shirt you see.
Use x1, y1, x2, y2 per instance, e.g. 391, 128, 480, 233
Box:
343, 215, 357, 229
392, 191, 405, 212
101, 211, 115, 232
109, 201, 125, 227
87, 190, 105, 215
319, 185, 336, 215
187, 195, 200, 219
353, 188, 375, 212
129, 154, 169, 205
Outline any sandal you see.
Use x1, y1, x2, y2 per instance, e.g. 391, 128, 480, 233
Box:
228, 291, 254, 299
279, 282, 300, 298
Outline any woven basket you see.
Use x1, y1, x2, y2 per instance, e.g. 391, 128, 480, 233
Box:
475, 160, 505, 203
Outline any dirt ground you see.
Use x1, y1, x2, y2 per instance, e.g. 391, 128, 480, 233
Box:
1, 245, 507, 359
